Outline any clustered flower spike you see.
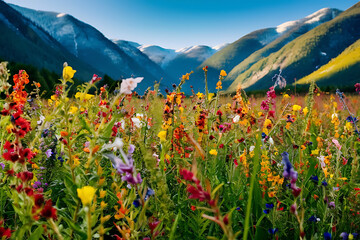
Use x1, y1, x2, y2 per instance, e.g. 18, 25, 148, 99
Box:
179, 169, 214, 206
103, 143, 142, 185
261, 87, 276, 111
281, 152, 301, 197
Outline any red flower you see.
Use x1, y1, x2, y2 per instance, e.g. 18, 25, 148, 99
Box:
0, 227, 11, 239
16, 171, 33, 182
33, 194, 45, 208
191, 205, 196, 211
40, 200, 57, 221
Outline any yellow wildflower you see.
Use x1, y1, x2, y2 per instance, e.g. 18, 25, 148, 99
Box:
158, 131, 167, 142
196, 92, 204, 99
283, 94, 290, 99
208, 93, 215, 101
69, 106, 78, 114
292, 105, 301, 111
311, 149, 319, 156
99, 190, 107, 198
220, 70, 227, 77
209, 149, 218, 156
216, 80, 222, 89
75, 92, 94, 101
303, 107, 309, 116
100, 201, 108, 209
77, 186, 96, 205
264, 119, 272, 128
63, 66, 76, 80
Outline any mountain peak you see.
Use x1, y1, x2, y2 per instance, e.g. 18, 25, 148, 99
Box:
276, 7, 341, 33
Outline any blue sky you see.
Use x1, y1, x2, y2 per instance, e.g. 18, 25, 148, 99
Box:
5, 0, 359, 49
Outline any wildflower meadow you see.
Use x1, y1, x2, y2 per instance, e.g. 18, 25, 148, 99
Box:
0, 61, 359, 240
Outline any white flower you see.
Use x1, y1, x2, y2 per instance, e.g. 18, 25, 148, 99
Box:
37, 115, 45, 125
268, 137, 274, 145
331, 113, 338, 120
249, 146, 255, 152
120, 77, 143, 95
119, 119, 125, 130
233, 115, 240, 123
317, 155, 326, 169
131, 117, 142, 128
102, 137, 124, 152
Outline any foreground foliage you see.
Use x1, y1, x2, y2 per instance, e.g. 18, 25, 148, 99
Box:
0, 61, 359, 240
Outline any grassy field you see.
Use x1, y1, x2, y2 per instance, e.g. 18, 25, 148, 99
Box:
0, 63, 359, 240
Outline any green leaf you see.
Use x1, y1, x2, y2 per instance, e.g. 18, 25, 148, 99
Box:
169, 211, 181, 240
29, 225, 44, 240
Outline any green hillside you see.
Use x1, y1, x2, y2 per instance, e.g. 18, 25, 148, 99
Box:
227, 2, 360, 92
187, 28, 277, 93
223, 9, 341, 89
296, 38, 360, 86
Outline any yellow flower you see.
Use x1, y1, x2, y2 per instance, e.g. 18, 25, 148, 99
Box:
264, 119, 272, 128
292, 105, 301, 111
311, 149, 319, 156
258, 112, 263, 117
196, 92, 204, 99
208, 93, 215, 101
158, 131, 167, 142
100, 201, 108, 209
216, 80, 222, 89
75, 92, 94, 101
69, 106, 78, 114
303, 107, 309, 116
283, 94, 290, 99
99, 190, 107, 198
63, 66, 76, 80
220, 70, 227, 77
209, 149, 218, 156
77, 186, 96, 205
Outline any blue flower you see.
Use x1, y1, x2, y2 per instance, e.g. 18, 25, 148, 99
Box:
322, 180, 328, 187
324, 232, 332, 240
263, 209, 270, 214
268, 228, 278, 234
262, 132, 267, 139
265, 203, 274, 209
310, 175, 319, 184
346, 116, 358, 123
308, 216, 317, 222
133, 199, 141, 208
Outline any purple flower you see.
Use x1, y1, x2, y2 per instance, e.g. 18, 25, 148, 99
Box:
282, 152, 297, 180
0, 162, 5, 170
104, 148, 142, 185
45, 149, 53, 158
328, 201, 335, 209
340, 232, 349, 240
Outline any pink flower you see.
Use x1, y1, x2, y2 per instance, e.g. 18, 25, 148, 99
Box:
120, 77, 143, 95
332, 139, 341, 150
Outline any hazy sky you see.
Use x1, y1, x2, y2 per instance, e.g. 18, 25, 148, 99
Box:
4, 0, 359, 49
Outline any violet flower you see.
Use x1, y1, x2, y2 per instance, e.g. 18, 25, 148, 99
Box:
103, 144, 142, 185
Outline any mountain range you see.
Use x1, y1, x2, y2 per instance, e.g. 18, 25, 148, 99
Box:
0, 0, 359, 94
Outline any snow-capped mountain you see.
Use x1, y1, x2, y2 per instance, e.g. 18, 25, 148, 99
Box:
276, 8, 341, 33
0, 1, 100, 82
10, 4, 172, 93
138, 44, 226, 79
138, 45, 177, 68
112, 40, 174, 86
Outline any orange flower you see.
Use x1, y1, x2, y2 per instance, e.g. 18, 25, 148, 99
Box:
60, 131, 69, 137
313, 194, 319, 200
